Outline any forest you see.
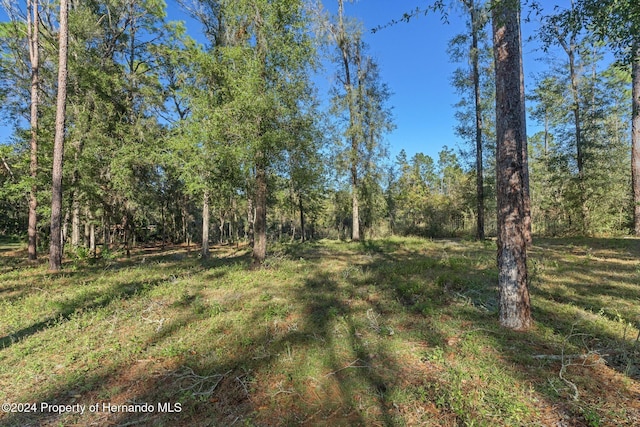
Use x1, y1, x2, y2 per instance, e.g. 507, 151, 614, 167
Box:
0, 0, 639, 426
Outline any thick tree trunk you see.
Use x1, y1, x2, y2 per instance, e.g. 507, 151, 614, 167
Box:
49, 0, 69, 271
252, 159, 267, 266
520, 35, 532, 247
27, 0, 39, 261
202, 190, 210, 259
632, 42, 640, 235
492, 0, 531, 331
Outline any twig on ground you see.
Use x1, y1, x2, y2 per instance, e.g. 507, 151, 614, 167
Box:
554, 324, 602, 401
559, 362, 579, 401
532, 353, 609, 361
141, 316, 165, 332
170, 367, 231, 397
366, 308, 381, 333
324, 359, 370, 377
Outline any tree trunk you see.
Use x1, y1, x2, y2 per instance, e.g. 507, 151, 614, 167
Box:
252, 159, 267, 266
632, 42, 640, 235
89, 211, 96, 257
299, 196, 305, 242
233, 198, 239, 243
337, 0, 360, 242
27, 0, 39, 261
219, 210, 225, 244
351, 170, 360, 241
247, 193, 254, 243
492, 0, 531, 331
61, 209, 69, 255
123, 213, 131, 258
469, 1, 485, 240
182, 201, 188, 243
83, 219, 90, 248
554, 25, 587, 233
71, 201, 80, 248
102, 214, 108, 250
202, 189, 210, 259
161, 202, 166, 250
568, 43, 588, 233
49, 0, 69, 271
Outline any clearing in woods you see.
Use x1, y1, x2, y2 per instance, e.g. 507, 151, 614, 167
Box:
0, 236, 639, 426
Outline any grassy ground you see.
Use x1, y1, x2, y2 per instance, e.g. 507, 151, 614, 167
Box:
0, 236, 638, 426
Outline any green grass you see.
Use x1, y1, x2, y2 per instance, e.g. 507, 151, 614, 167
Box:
0, 237, 639, 426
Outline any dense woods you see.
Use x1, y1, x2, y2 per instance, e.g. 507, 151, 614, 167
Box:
0, 0, 638, 327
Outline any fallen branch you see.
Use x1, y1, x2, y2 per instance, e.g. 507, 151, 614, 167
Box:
559, 362, 579, 401
532, 353, 608, 361
324, 359, 369, 377
170, 367, 231, 397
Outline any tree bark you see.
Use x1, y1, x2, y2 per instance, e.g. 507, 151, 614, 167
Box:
633, 42, 640, 235
202, 189, 210, 259
27, 0, 39, 261
49, 0, 69, 271
520, 31, 532, 247
492, 0, 531, 331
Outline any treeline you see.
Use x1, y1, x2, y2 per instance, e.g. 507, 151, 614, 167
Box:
0, 0, 484, 267
0, 0, 638, 270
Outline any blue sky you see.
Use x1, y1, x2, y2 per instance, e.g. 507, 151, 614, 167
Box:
306, 0, 561, 163
163, 0, 564, 163
1, 0, 567, 165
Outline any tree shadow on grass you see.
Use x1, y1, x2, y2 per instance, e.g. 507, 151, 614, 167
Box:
0, 248, 246, 351
11, 253, 406, 426
3, 237, 638, 426
0, 276, 167, 350
529, 238, 640, 379
348, 238, 640, 424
